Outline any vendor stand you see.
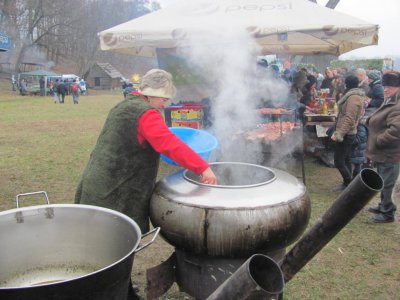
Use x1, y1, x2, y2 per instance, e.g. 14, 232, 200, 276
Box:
236, 108, 306, 184
304, 95, 337, 138
303, 96, 338, 167
304, 112, 337, 137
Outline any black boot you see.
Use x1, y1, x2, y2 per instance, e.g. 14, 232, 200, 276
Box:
372, 213, 395, 223
368, 206, 382, 214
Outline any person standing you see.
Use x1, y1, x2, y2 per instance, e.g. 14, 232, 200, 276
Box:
320, 67, 336, 96
39, 76, 45, 96
365, 70, 384, 116
75, 69, 217, 230
331, 74, 346, 102
70, 79, 81, 104
79, 78, 86, 95
287, 70, 307, 118
331, 75, 365, 191
11, 74, 17, 91
52, 79, 60, 103
355, 68, 370, 95
349, 123, 368, 178
58, 80, 67, 103
290, 70, 307, 101
19, 78, 28, 95
75, 69, 217, 299
300, 74, 317, 107
366, 72, 400, 223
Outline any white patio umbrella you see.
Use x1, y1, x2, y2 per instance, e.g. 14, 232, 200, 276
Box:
98, 0, 379, 57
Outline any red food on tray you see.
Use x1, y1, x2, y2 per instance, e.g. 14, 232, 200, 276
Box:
244, 122, 297, 141
256, 108, 290, 115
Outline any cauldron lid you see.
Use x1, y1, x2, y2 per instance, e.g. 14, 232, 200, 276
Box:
155, 162, 307, 209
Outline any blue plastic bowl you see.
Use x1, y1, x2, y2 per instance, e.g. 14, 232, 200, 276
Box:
161, 127, 218, 166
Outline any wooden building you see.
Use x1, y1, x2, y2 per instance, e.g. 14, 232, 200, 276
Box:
86, 62, 124, 90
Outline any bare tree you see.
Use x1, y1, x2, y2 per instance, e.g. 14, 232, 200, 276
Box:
2, 0, 160, 74
8, 0, 81, 71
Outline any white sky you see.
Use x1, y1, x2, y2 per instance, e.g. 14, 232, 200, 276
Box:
326, 0, 400, 59
157, 0, 400, 59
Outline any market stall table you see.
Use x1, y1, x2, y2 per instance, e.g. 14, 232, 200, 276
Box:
304, 112, 337, 138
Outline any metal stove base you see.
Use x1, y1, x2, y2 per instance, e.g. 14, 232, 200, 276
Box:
146, 248, 285, 300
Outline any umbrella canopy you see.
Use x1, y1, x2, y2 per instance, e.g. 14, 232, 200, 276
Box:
99, 0, 379, 57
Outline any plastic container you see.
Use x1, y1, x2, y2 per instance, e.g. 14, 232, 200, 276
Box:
161, 127, 218, 166
322, 101, 328, 114
165, 103, 205, 126
171, 121, 203, 129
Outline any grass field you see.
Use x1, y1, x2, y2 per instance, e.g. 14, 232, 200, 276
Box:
0, 78, 399, 299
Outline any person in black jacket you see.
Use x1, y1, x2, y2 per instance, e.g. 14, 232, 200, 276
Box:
350, 123, 368, 178
57, 80, 67, 103
359, 71, 384, 124
39, 76, 45, 96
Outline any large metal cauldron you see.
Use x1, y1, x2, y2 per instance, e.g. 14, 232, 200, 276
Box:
0, 203, 156, 300
150, 162, 311, 257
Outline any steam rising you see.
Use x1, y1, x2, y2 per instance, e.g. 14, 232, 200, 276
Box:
178, 28, 290, 164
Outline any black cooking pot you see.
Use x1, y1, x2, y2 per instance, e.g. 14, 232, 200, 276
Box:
0, 194, 159, 300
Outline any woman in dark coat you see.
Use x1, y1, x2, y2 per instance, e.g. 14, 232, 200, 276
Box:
75, 69, 217, 299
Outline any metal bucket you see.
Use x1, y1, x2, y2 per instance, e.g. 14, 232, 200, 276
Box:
0, 192, 159, 300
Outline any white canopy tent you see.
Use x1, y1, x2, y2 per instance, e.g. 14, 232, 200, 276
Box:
99, 0, 379, 57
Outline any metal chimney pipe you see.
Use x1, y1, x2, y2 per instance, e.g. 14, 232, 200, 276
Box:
280, 168, 383, 282
206, 254, 284, 300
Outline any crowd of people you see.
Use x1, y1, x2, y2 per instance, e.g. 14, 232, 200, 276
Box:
14, 76, 87, 104
259, 62, 398, 224
12, 64, 399, 225
49, 78, 86, 104
284, 66, 399, 224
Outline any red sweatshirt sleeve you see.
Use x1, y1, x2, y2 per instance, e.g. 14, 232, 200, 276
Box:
138, 109, 209, 174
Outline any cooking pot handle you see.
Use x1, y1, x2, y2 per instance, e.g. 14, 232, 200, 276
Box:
134, 227, 160, 253
15, 191, 50, 208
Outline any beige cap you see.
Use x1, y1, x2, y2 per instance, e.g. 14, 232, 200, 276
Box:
139, 69, 176, 98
